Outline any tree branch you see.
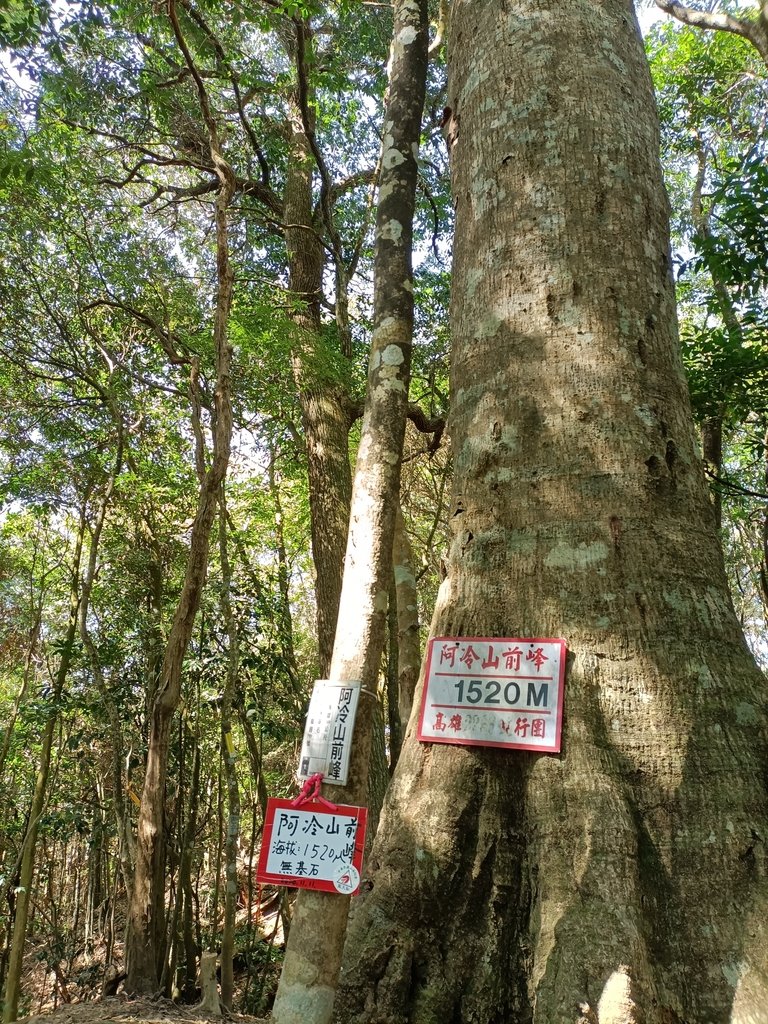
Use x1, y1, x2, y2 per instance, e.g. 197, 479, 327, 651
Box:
655, 0, 768, 66
428, 0, 449, 56
80, 298, 190, 367
705, 467, 768, 502
347, 398, 446, 452
293, 18, 352, 355
178, 0, 272, 186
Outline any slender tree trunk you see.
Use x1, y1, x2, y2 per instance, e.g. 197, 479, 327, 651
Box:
300, 389, 354, 677
367, 691, 390, 841
272, 5, 429, 1023
125, 360, 233, 994
691, 141, 734, 533
0, 613, 40, 779
701, 414, 723, 530
386, 574, 403, 767
386, 504, 421, 771
124, 8, 236, 988
217, 492, 241, 1012
239, 711, 292, 938
160, 840, 181, 998
268, 455, 302, 695
337, 4, 768, 1022
283, 82, 353, 678
392, 504, 420, 733
210, 767, 224, 957
140, 522, 166, 724
2, 509, 87, 1023
77, 419, 136, 898
179, 734, 201, 1004
238, 712, 270, 824
0, 620, 39, 991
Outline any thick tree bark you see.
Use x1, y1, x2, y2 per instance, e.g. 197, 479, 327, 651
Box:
336, 3, 768, 1023
271, 4, 429, 1023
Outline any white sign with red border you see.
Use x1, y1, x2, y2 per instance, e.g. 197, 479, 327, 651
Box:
256, 798, 367, 895
417, 636, 566, 753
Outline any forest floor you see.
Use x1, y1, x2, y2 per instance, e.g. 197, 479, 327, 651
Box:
20, 997, 268, 1024
15, 890, 285, 1023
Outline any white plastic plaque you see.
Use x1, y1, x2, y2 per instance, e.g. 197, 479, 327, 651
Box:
298, 680, 361, 785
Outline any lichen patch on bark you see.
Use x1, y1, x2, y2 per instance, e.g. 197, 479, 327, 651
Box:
379, 217, 404, 241
543, 540, 610, 570
382, 149, 406, 171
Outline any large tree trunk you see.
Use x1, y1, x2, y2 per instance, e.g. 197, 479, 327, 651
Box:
336, 3, 768, 1022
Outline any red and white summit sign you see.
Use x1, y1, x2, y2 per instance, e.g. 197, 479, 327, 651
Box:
256, 798, 367, 895
417, 636, 566, 754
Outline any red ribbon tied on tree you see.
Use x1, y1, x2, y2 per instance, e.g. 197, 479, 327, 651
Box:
290, 772, 338, 811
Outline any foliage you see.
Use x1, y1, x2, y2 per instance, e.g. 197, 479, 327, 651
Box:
647, 17, 768, 664
0, 0, 452, 1009
649, 21, 768, 421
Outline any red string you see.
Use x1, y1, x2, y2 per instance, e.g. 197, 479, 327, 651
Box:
290, 773, 339, 810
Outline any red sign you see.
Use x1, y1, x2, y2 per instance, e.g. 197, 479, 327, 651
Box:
417, 636, 566, 753
256, 798, 367, 895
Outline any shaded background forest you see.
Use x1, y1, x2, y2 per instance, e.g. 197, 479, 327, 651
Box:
1, 0, 768, 1016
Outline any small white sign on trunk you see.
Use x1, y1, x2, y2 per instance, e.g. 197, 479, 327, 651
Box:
417, 637, 566, 753
298, 680, 361, 785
